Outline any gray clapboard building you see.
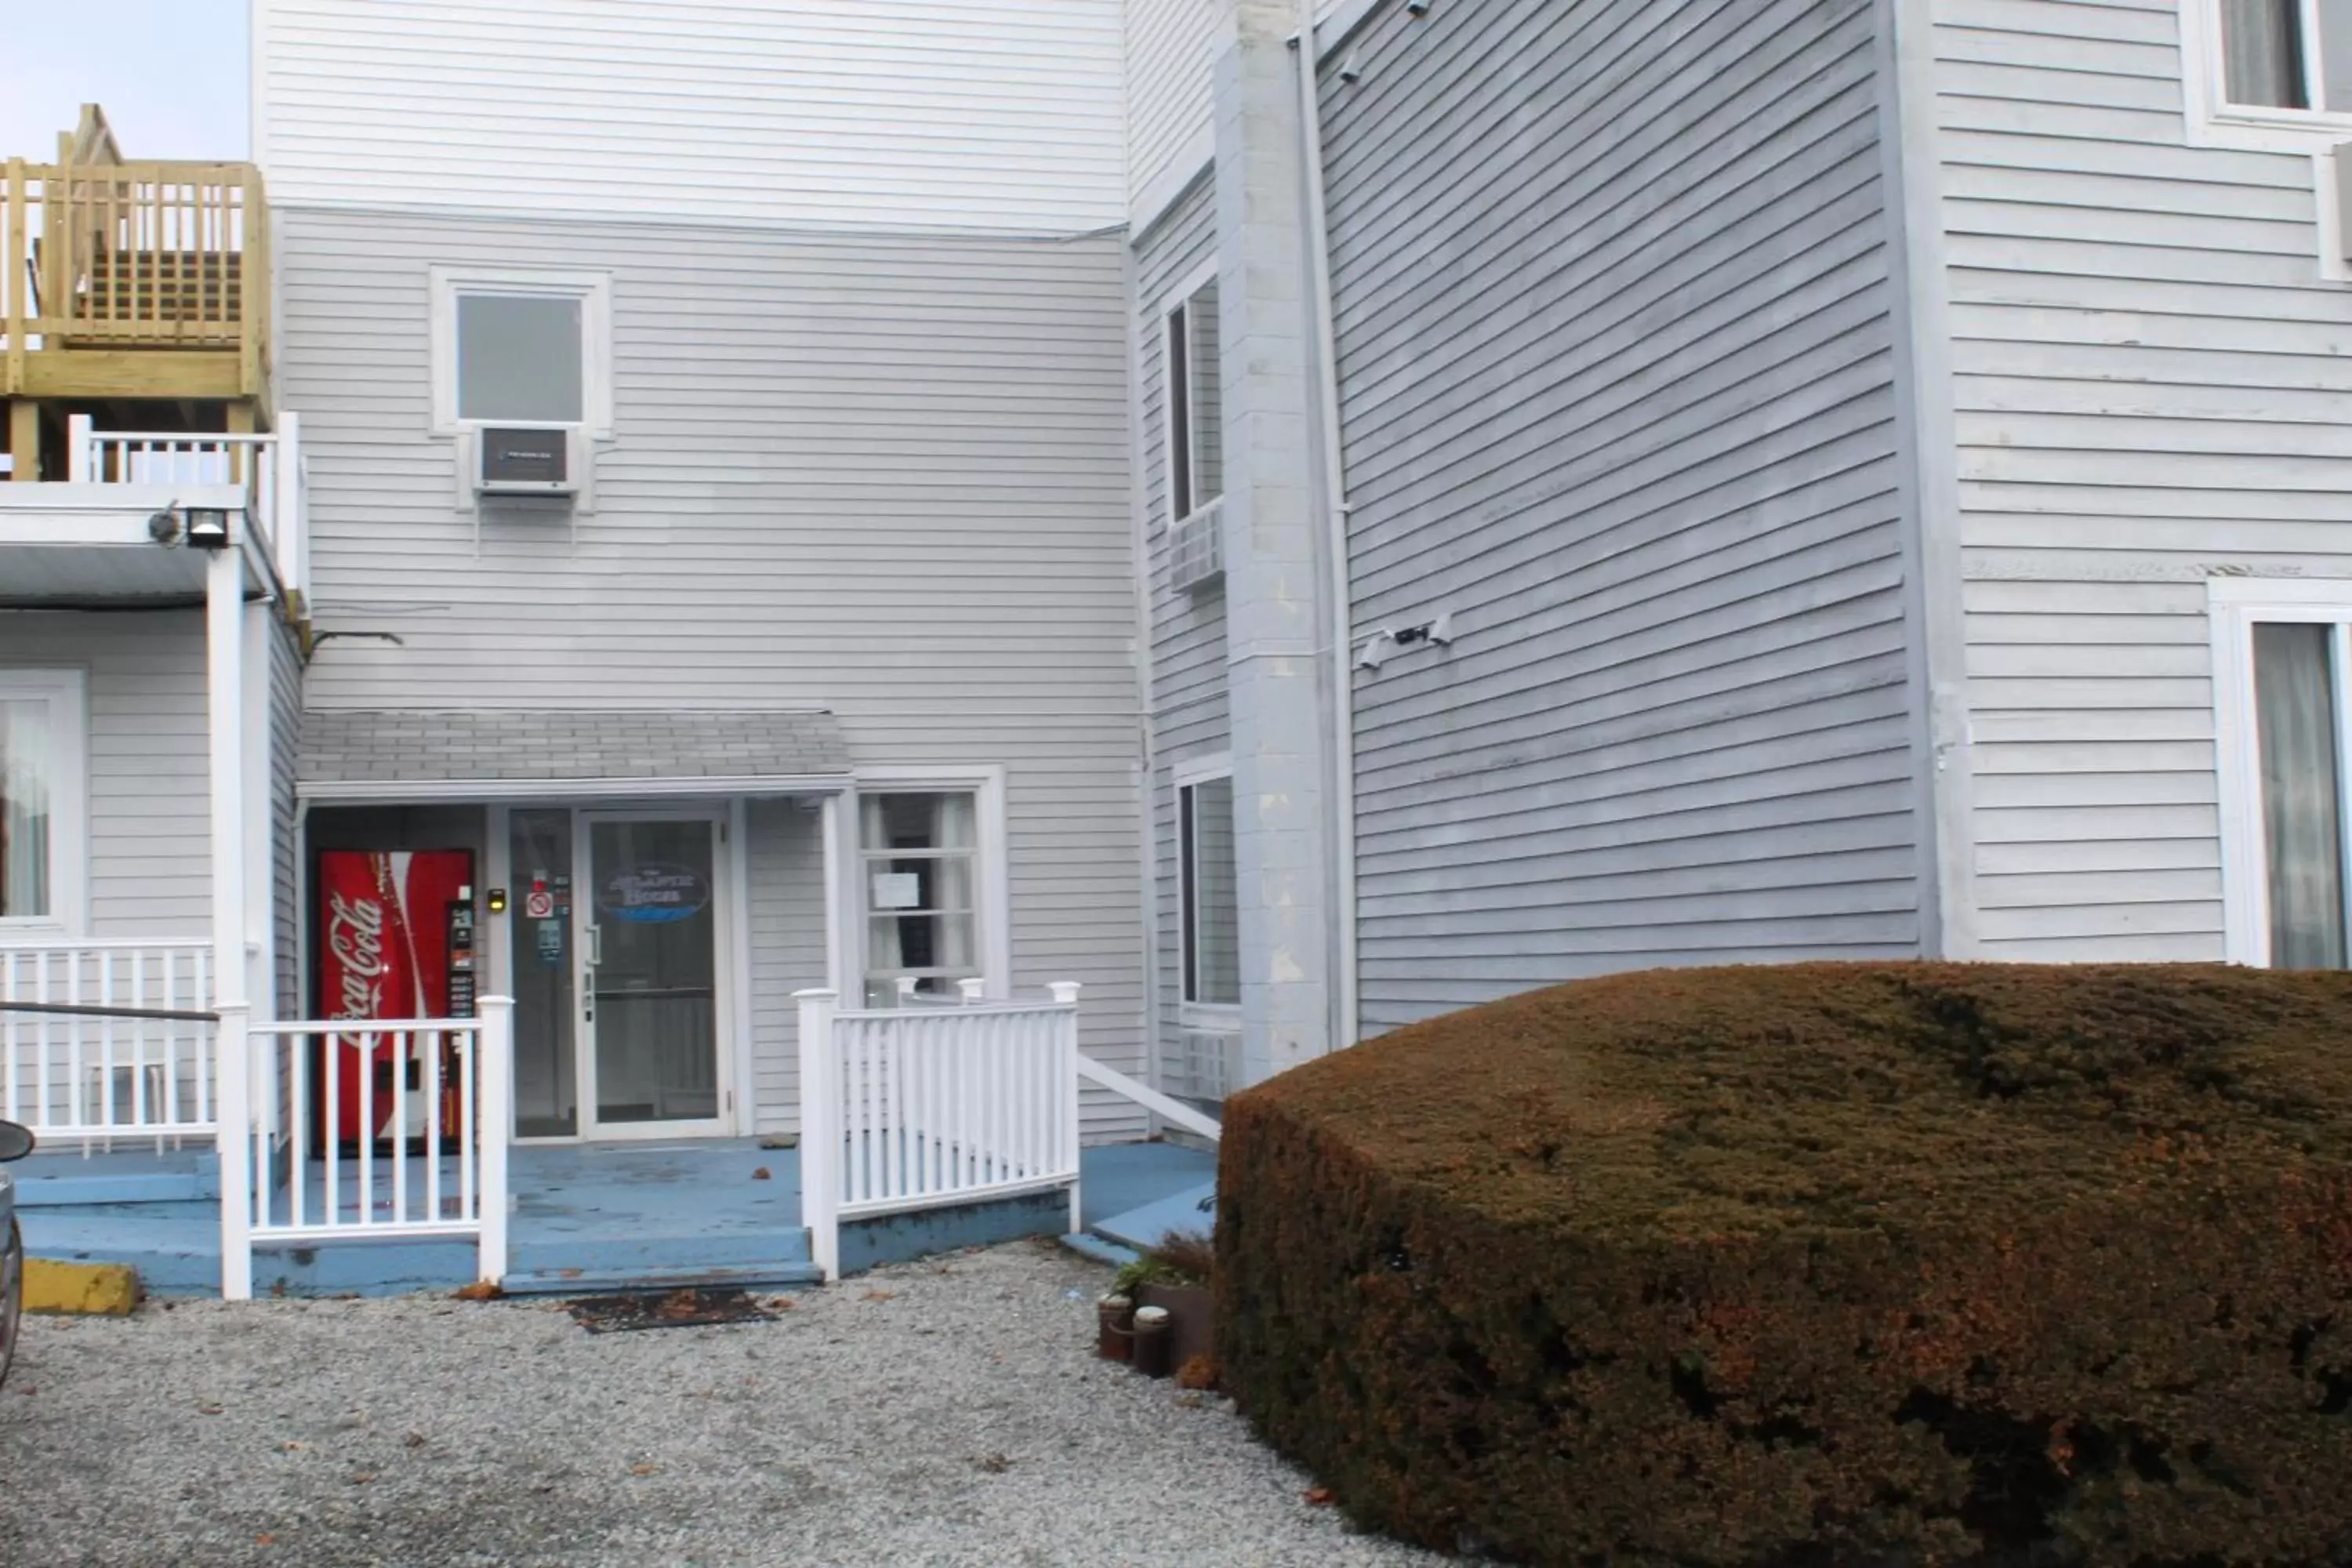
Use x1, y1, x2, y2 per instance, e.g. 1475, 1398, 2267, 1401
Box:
1132, 0, 2352, 1102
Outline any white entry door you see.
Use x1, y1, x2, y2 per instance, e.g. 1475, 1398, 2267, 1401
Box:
576, 811, 731, 1139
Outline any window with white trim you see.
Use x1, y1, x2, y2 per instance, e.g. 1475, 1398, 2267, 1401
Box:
1178, 768, 1240, 1007
1165, 278, 1223, 524
859, 792, 982, 1006
430, 267, 613, 437
0, 671, 86, 930
2212, 586, 2352, 967
2217, 0, 2352, 113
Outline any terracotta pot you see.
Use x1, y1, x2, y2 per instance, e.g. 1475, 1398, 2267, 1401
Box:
1134, 1281, 1214, 1373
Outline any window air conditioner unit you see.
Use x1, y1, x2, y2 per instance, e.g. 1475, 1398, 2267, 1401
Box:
474, 426, 579, 496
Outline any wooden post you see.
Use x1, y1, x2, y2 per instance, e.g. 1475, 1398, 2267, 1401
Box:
5, 401, 34, 483
208, 540, 252, 1300
796, 988, 840, 1281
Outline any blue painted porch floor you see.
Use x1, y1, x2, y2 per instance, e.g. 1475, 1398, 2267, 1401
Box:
14, 1138, 1217, 1297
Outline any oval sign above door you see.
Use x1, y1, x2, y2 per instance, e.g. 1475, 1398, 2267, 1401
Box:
597, 862, 711, 924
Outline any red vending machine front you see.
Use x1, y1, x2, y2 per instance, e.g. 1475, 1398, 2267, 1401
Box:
316, 849, 476, 1147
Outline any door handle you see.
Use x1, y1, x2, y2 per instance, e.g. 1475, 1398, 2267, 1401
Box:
585, 924, 602, 967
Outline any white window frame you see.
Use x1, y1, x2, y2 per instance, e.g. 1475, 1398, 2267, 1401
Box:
1160, 260, 1222, 530
428, 265, 615, 439
0, 669, 89, 935
1173, 751, 1240, 1019
2182, 0, 2352, 147
848, 767, 1011, 1002
2208, 577, 2352, 965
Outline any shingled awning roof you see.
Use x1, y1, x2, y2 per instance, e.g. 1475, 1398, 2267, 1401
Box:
297, 710, 851, 800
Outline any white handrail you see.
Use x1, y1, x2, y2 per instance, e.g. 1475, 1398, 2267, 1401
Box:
797, 982, 1082, 1283
1075, 1054, 1223, 1143
0, 939, 216, 1144
69, 416, 310, 598
222, 996, 512, 1301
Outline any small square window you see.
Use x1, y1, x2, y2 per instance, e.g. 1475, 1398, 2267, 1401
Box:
457, 293, 584, 424
859, 791, 982, 1006
430, 266, 612, 437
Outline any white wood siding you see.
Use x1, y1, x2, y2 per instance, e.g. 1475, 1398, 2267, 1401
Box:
1135, 177, 1230, 1091
1127, 0, 1221, 209
278, 209, 1147, 1137
0, 612, 212, 937
1323, 0, 1925, 1028
257, 0, 1125, 234
1930, 0, 2352, 958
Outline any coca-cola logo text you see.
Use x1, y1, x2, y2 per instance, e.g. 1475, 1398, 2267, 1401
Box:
326, 891, 389, 1022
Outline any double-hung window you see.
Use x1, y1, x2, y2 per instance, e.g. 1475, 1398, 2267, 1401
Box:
1176, 763, 1240, 1008
1165, 276, 1223, 524
860, 792, 982, 1005
0, 671, 86, 931
2212, 584, 2352, 967
430, 267, 613, 437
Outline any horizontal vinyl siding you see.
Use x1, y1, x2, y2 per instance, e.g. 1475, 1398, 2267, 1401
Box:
0, 612, 211, 937
1932, 0, 2352, 959
1323, 0, 1922, 1029
280, 209, 1146, 1138
259, 0, 1124, 233
747, 799, 826, 1136
1127, 0, 1221, 207
1136, 177, 1231, 1094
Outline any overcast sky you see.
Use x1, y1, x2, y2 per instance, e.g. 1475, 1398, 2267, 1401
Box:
2, 2, 249, 162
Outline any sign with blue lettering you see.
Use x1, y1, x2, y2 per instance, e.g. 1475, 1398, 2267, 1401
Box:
597, 863, 711, 924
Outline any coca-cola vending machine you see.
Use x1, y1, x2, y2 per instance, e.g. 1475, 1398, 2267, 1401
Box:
315, 850, 477, 1149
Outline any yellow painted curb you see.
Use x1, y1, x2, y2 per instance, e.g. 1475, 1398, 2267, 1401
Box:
24, 1258, 141, 1316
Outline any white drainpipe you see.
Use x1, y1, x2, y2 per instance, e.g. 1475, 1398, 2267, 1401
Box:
1294, 0, 1360, 1053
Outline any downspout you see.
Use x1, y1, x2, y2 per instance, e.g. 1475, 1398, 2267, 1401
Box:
1293, 0, 1359, 1051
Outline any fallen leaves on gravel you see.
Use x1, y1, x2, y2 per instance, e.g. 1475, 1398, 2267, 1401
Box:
862, 1290, 896, 1303
1305, 1487, 1336, 1505
451, 1281, 503, 1301
630, 1462, 660, 1477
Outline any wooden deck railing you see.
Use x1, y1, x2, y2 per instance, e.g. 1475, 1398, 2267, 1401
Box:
2, 159, 270, 391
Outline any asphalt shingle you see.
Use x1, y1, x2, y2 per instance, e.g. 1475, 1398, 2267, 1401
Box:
297, 710, 851, 786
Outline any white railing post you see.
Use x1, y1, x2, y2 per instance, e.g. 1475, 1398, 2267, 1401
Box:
214, 1000, 253, 1301
274, 412, 304, 595
1051, 982, 1082, 1232
796, 988, 840, 1282
476, 996, 513, 1286
956, 978, 985, 1005
66, 413, 92, 481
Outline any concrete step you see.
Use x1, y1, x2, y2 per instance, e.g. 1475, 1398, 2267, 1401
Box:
17, 1203, 221, 1295
506, 1226, 812, 1278
500, 1261, 823, 1296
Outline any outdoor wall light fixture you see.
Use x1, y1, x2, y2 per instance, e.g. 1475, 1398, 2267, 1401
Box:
183, 507, 233, 550
1356, 612, 1455, 673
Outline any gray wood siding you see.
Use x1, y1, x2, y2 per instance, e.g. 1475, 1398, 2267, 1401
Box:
1321, 0, 1925, 1028
0, 611, 212, 936
270, 619, 304, 1018
746, 799, 827, 1135
1929, 0, 2352, 959
1134, 176, 1232, 1090
277, 209, 1146, 1135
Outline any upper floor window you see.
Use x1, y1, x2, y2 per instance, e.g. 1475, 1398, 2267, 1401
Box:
2220, 0, 2352, 111
429, 266, 614, 437
1165, 274, 1223, 523
0, 670, 86, 931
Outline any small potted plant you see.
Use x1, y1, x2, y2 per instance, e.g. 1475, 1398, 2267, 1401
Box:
1113, 1230, 1214, 1379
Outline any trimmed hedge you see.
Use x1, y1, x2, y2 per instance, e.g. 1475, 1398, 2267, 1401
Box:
1215, 964, 2352, 1566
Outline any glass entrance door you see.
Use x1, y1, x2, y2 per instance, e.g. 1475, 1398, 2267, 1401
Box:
580, 814, 725, 1136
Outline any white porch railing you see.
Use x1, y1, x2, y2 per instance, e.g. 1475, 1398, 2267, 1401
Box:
69, 415, 308, 594
0, 940, 216, 1142
797, 983, 1081, 1282
227, 998, 511, 1301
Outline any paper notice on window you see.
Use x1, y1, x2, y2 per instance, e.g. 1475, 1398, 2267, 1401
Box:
872, 872, 922, 910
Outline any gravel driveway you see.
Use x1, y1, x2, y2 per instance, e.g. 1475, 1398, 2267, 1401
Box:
0, 1240, 1439, 1567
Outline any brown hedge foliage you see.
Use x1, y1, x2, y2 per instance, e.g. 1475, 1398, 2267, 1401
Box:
1214, 964, 2352, 1566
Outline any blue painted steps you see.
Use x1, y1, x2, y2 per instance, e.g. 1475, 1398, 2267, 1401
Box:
1062, 1140, 1219, 1271
12, 1148, 219, 1207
